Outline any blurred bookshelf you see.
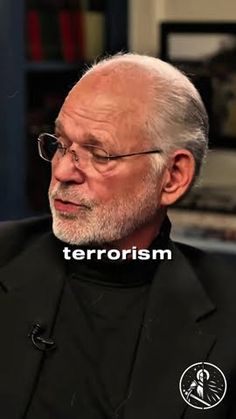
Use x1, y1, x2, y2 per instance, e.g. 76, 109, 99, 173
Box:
0, 0, 128, 220
169, 175, 236, 253
169, 208, 236, 254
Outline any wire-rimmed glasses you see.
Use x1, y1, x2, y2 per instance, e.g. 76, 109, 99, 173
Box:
37, 132, 163, 174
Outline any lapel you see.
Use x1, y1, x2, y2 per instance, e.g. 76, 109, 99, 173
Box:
0, 232, 65, 418
123, 240, 217, 419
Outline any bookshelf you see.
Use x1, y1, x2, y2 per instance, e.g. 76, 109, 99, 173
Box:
0, 0, 128, 220
169, 209, 236, 254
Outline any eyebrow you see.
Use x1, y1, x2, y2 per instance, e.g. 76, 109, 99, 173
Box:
53, 121, 62, 138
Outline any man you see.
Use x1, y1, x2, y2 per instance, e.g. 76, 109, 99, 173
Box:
0, 53, 236, 419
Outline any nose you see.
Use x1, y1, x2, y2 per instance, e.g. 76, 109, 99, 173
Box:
52, 152, 85, 184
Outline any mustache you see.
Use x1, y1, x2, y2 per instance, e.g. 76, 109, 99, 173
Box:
49, 185, 95, 209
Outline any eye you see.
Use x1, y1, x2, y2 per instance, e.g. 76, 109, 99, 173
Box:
53, 133, 67, 146
85, 145, 109, 163
53, 136, 68, 154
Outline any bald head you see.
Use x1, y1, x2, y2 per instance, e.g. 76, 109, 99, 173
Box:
77, 53, 209, 183
66, 60, 154, 131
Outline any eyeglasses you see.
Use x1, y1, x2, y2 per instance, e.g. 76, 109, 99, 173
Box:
37, 133, 163, 174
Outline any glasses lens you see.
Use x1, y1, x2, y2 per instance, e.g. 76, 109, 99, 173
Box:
39, 134, 58, 161
86, 145, 113, 173
38, 135, 115, 173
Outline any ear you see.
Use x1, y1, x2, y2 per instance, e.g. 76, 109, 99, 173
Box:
160, 149, 195, 206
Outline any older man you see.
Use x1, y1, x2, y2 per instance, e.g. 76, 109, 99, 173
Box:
0, 53, 235, 419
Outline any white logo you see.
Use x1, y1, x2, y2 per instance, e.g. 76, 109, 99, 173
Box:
179, 362, 227, 409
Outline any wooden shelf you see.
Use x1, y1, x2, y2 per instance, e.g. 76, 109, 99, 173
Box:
25, 61, 86, 72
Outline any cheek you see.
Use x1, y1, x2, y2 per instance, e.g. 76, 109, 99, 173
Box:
97, 160, 153, 196
90, 173, 138, 203
49, 171, 57, 190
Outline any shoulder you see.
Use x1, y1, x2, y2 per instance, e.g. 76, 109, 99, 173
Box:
0, 215, 52, 266
175, 240, 236, 305
175, 240, 236, 275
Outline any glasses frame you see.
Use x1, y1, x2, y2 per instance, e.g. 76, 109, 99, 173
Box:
37, 132, 163, 165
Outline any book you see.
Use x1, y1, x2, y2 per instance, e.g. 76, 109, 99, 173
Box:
58, 1, 77, 62
84, 11, 105, 61
72, 9, 86, 60
27, 9, 43, 61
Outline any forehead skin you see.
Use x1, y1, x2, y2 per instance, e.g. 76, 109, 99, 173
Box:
57, 65, 153, 150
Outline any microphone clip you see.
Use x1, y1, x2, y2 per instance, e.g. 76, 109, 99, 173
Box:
28, 322, 56, 352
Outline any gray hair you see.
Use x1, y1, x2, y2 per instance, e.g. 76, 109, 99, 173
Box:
83, 53, 209, 183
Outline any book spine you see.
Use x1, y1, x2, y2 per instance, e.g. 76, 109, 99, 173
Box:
84, 11, 105, 61
27, 9, 43, 61
72, 9, 85, 60
58, 9, 77, 62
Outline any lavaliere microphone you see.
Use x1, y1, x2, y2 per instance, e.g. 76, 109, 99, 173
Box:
28, 322, 56, 351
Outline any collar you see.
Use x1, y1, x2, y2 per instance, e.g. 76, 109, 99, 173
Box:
65, 216, 172, 287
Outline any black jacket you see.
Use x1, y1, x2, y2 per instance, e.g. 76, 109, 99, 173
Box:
0, 216, 236, 419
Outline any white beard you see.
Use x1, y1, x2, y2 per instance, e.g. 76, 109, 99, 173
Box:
49, 170, 161, 246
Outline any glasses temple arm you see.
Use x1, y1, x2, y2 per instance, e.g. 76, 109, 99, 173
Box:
108, 149, 163, 160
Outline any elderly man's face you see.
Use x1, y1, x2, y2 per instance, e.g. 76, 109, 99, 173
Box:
49, 69, 165, 247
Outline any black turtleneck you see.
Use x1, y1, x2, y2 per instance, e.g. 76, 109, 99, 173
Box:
26, 219, 171, 419
66, 216, 171, 285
